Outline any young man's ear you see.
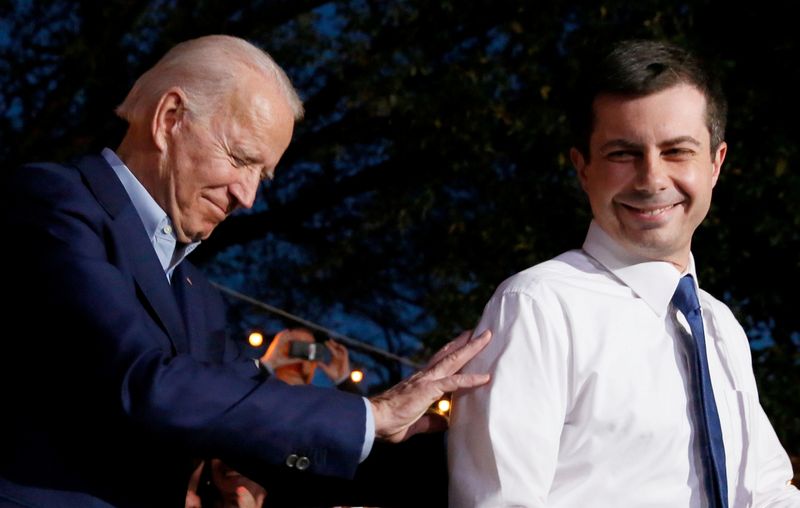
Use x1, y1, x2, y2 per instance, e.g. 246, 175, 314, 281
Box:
710, 141, 727, 188
152, 87, 187, 152
570, 147, 589, 191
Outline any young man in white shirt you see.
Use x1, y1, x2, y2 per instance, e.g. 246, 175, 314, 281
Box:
448, 39, 800, 507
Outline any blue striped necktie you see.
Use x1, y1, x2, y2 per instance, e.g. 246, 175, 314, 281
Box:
672, 274, 728, 507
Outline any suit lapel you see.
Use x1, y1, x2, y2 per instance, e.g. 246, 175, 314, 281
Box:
170, 264, 195, 355
72, 154, 190, 354
172, 263, 227, 363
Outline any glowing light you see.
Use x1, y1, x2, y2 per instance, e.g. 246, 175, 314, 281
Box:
248, 331, 264, 347
350, 369, 364, 383
437, 399, 451, 414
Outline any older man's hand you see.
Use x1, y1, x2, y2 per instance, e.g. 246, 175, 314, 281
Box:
369, 329, 492, 443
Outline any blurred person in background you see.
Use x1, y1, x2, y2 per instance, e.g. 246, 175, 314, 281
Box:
262, 327, 363, 393
185, 459, 265, 508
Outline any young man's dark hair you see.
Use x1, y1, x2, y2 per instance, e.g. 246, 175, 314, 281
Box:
572, 39, 728, 159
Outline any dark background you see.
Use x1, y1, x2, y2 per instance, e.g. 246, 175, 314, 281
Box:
1, 0, 797, 476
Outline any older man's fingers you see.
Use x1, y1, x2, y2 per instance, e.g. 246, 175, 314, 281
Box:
433, 373, 491, 395
425, 329, 473, 367
427, 329, 491, 377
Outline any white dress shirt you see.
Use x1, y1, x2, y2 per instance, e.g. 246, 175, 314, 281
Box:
448, 221, 799, 507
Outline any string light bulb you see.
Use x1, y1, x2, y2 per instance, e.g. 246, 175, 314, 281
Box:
425, 395, 452, 421
248, 331, 264, 347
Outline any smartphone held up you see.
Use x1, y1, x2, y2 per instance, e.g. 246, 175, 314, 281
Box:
289, 340, 323, 361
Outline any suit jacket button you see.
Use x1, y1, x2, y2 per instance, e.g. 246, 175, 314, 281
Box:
296, 456, 311, 471
285, 454, 298, 468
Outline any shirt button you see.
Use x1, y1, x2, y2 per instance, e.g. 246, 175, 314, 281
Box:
162, 225, 172, 235
296, 456, 311, 471
285, 454, 298, 468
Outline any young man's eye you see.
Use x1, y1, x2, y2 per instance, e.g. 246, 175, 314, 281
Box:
663, 148, 695, 159
606, 151, 637, 161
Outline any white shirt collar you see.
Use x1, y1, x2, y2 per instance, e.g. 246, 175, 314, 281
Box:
581, 220, 698, 318
102, 148, 170, 240
101, 148, 199, 278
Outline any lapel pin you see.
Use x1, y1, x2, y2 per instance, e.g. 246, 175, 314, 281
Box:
186, 276, 193, 286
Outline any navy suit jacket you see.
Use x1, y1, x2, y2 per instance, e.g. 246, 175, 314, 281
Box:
0, 155, 366, 507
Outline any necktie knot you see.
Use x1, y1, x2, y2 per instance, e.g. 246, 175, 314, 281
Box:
672, 274, 701, 317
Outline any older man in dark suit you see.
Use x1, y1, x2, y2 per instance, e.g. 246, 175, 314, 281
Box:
0, 34, 490, 508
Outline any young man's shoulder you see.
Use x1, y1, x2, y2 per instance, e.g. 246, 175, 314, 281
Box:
492, 248, 611, 299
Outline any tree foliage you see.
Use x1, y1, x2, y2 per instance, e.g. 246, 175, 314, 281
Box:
1, 0, 797, 455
